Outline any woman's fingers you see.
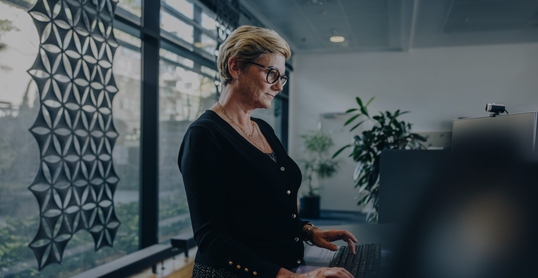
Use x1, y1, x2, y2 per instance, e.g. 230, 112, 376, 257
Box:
334, 230, 358, 243
324, 230, 357, 242
331, 230, 357, 254
314, 229, 359, 254
318, 267, 354, 278
316, 239, 338, 251
345, 238, 356, 254
343, 230, 358, 243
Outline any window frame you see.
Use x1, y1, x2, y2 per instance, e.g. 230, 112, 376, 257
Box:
113, 0, 291, 252
5, 0, 291, 274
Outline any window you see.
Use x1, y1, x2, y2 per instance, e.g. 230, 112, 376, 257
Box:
0, 1, 141, 276
117, 0, 142, 18
165, 0, 193, 19
161, 10, 194, 44
161, 0, 222, 57
0, 2, 43, 277
0, 0, 289, 276
157, 48, 217, 243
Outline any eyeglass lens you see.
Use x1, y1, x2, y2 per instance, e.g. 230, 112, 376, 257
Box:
267, 69, 288, 86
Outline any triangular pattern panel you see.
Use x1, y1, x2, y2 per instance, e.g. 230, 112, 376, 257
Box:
27, 0, 121, 270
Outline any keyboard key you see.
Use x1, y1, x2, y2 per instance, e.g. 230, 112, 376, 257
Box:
331, 244, 381, 278
331, 247, 344, 267
340, 246, 350, 267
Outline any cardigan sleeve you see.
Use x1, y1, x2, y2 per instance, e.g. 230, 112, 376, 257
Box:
178, 125, 283, 278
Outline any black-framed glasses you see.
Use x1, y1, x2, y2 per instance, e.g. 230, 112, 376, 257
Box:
246, 62, 288, 86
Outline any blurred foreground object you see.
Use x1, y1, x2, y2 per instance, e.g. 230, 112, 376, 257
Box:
391, 114, 538, 278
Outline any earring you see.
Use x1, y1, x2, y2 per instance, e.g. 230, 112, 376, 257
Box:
235, 76, 239, 79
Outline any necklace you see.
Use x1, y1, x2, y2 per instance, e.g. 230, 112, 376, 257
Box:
217, 101, 255, 138
266, 152, 276, 162
254, 125, 276, 162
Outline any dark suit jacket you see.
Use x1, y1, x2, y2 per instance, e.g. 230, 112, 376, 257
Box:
178, 110, 309, 278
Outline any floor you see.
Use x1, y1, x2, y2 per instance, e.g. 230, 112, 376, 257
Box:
128, 210, 365, 278
128, 247, 198, 278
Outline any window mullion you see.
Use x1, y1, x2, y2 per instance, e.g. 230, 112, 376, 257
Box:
140, 0, 161, 249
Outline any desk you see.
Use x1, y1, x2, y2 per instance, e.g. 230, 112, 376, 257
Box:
319, 224, 403, 249
298, 224, 401, 277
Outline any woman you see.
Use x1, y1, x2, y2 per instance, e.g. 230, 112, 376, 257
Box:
178, 26, 357, 278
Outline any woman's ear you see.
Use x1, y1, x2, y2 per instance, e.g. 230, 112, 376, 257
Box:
228, 57, 240, 79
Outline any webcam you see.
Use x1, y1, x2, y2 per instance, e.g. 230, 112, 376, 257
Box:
485, 103, 508, 116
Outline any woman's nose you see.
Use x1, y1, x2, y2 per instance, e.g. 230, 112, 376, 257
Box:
273, 80, 283, 91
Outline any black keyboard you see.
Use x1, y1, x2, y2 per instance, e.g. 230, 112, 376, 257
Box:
330, 244, 381, 278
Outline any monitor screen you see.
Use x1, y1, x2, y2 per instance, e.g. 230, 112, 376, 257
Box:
451, 112, 538, 161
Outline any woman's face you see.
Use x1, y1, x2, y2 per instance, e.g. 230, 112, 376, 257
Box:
236, 52, 286, 110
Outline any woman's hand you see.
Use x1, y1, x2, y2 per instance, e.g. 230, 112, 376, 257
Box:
277, 267, 353, 278
301, 267, 354, 278
309, 228, 358, 254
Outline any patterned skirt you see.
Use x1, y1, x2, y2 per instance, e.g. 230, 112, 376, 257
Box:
193, 263, 239, 278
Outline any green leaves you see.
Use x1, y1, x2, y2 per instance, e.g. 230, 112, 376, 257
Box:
317, 159, 340, 179
301, 130, 335, 153
334, 96, 425, 223
355, 96, 373, 117
332, 144, 351, 159
349, 120, 365, 132
344, 97, 374, 132
301, 130, 341, 196
344, 114, 361, 126
365, 97, 374, 107
356, 97, 363, 107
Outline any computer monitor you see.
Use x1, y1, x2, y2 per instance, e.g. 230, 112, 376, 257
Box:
378, 150, 450, 224
451, 112, 538, 161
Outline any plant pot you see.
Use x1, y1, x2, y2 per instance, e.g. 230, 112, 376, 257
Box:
299, 196, 320, 219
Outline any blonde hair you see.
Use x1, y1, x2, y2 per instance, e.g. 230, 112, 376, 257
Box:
217, 26, 291, 86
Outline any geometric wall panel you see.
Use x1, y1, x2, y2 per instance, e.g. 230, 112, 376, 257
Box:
214, 0, 240, 41
26, 0, 121, 270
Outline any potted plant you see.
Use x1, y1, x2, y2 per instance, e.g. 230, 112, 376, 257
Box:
299, 130, 340, 218
333, 97, 426, 223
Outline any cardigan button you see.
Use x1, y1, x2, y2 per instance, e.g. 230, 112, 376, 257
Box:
286, 190, 291, 195
280, 166, 285, 171
237, 265, 241, 269
295, 237, 299, 242
253, 271, 258, 276
245, 268, 249, 272
297, 259, 302, 264
292, 214, 296, 218
229, 261, 233, 265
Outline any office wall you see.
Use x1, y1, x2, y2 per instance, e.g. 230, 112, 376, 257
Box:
289, 42, 538, 212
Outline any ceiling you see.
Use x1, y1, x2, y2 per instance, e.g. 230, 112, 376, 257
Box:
241, 0, 538, 54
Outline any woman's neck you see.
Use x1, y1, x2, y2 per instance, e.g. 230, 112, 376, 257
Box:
212, 87, 254, 126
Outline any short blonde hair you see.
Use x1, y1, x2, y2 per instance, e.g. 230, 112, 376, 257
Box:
217, 26, 291, 86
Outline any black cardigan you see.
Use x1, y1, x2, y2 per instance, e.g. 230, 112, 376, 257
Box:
178, 110, 308, 278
